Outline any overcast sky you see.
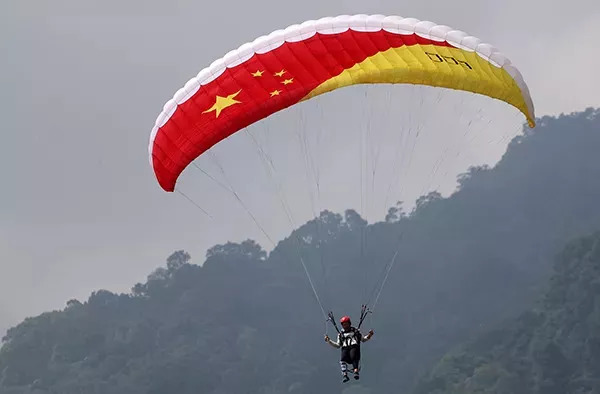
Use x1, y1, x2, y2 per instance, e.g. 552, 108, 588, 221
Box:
2, 0, 599, 336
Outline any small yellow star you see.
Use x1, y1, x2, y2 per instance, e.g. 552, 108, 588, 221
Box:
202, 90, 242, 118
274, 69, 286, 77
270, 90, 282, 97
251, 70, 264, 77
281, 78, 294, 85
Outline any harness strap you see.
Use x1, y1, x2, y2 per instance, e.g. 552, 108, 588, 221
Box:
357, 304, 372, 329
327, 311, 341, 334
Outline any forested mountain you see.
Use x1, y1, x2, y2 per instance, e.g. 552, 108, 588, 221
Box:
412, 231, 600, 394
1, 107, 599, 393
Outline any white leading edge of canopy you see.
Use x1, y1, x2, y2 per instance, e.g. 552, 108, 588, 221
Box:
148, 14, 536, 166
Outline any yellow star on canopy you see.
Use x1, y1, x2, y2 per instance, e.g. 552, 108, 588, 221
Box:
202, 90, 242, 118
274, 69, 286, 77
270, 89, 282, 97
252, 70, 264, 77
281, 78, 294, 85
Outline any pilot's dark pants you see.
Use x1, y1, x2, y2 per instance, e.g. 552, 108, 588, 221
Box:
340, 345, 361, 374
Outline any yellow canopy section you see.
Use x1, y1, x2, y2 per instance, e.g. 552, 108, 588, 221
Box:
304, 42, 535, 128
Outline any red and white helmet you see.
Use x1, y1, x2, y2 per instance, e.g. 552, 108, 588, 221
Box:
340, 316, 351, 325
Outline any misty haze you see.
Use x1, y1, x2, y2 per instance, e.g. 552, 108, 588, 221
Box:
2, 0, 600, 393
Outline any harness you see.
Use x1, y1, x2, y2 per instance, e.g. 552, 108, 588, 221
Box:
338, 327, 361, 348
327, 305, 372, 341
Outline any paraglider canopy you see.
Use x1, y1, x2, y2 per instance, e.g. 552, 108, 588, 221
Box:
148, 14, 535, 193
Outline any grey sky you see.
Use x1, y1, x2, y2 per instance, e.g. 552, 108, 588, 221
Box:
2, 0, 599, 336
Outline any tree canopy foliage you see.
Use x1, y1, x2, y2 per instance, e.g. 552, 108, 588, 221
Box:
413, 230, 600, 394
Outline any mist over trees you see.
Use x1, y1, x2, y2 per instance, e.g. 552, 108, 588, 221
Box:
413, 231, 600, 394
1, 107, 599, 393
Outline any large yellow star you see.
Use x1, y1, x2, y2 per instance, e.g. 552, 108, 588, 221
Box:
202, 90, 242, 118
281, 78, 294, 85
274, 69, 286, 77
252, 70, 264, 77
